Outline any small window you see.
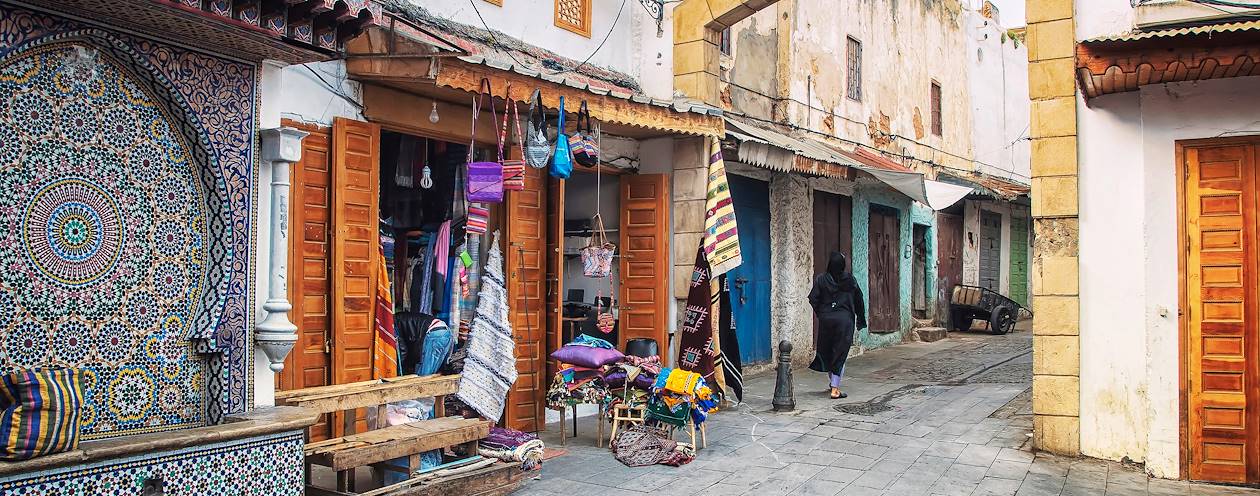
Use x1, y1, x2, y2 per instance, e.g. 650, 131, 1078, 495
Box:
720, 27, 732, 56
555, 0, 592, 38
930, 81, 942, 136
846, 36, 862, 101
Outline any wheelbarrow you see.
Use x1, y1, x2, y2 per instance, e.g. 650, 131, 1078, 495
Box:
948, 284, 1030, 335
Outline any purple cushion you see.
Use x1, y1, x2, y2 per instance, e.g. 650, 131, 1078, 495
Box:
550, 345, 624, 369
604, 371, 627, 388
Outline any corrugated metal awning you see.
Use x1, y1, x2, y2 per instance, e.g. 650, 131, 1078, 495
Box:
1082, 19, 1260, 43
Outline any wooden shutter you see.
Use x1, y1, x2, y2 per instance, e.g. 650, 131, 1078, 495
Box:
545, 177, 565, 381
279, 121, 335, 441
1184, 143, 1258, 483
930, 82, 942, 136
619, 174, 670, 351
505, 166, 547, 432
331, 117, 380, 435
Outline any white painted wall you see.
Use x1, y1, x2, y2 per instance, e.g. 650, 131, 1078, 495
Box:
278, 61, 364, 126
412, 0, 673, 100
1077, 75, 1260, 478
1075, 0, 1137, 40
965, 3, 1030, 181
960, 199, 1013, 295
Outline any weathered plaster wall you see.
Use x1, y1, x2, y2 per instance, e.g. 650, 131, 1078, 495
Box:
961, 200, 1015, 295
769, 173, 815, 365
782, 0, 975, 172
1074, 0, 1136, 41
1078, 75, 1260, 479
850, 180, 915, 350
723, 9, 781, 122
966, 4, 1031, 181
278, 61, 364, 126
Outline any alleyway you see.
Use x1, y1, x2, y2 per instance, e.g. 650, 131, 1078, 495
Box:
516, 327, 1260, 496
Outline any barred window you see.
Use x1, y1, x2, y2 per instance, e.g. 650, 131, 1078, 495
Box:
930, 81, 943, 136
846, 37, 862, 101
555, 0, 592, 38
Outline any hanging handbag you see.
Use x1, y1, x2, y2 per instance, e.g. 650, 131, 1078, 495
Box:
466, 78, 504, 203
524, 90, 552, 169
596, 288, 615, 335
500, 84, 526, 191
580, 213, 616, 278
551, 95, 573, 179
568, 100, 600, 167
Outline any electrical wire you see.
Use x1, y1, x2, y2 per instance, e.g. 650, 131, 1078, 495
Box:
300, 64, 364, 110
1185, 0, 1260, 9
467, 0, 530, 68
549, 0, 629, 76
720, 77, 869, 128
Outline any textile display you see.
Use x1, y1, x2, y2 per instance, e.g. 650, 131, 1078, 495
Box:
569, 334, 615, 349
479, 427, 544, 470
0, 368, 83, 460
523, 89, 553, 169
550, 345, 623, 369
611, 425, 694, 468
717, 275, 744, 403
545, 369, 613, 410
678, 246, 717, 381
373, 245, 399, 378
466, 206, 489, 235
650, 368, 718, 426
703, 137, 742, 276
465, 161, 504, 203
434, 220, 451, 277
456, 231, 518, 422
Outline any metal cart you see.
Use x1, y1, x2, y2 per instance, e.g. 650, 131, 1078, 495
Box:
948, 284, 1030, 335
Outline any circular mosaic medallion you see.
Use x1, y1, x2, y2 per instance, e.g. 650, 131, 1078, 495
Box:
21, 178, 122, 287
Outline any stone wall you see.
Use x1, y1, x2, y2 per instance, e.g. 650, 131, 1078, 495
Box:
769, 173, 815, 366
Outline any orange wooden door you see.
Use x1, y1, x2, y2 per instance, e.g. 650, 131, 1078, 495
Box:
1184, 142, 1259, 483
505, 165, 547, 432
545, 177, 565, 381
618, 174, 670, 351
331, 117, 380, 434
279, 122, 335, 442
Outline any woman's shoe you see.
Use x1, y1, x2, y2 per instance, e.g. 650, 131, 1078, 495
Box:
830, 387, 841, 399
838, 390, 848, 399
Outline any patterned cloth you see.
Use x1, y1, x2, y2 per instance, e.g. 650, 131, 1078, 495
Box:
611, 425, 695, 468
0, 368, 82, 460
374, 244, 399, 378
456, 231, 518, 422
679, 246, 716, 380
703, 137, 742, 276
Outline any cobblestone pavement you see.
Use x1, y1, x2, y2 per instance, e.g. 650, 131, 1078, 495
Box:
515, 325, 1260, 496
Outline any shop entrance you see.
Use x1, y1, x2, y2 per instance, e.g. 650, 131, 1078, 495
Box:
868, 204, 901, 333
558, 170, 624, 349
1179, 138, 1260, 483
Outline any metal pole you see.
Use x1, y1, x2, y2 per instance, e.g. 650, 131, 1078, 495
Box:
772, 340, 795, 412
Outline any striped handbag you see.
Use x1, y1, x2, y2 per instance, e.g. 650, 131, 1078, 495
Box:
0, 368, 83, 460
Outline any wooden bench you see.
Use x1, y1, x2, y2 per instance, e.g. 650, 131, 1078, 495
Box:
277, 374, 492, 495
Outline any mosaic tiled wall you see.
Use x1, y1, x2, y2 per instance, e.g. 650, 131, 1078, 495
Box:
0, 3, 258, 438
0, 431, 303, 495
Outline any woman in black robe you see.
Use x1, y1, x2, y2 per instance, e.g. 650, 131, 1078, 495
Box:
808, 252, 867, 399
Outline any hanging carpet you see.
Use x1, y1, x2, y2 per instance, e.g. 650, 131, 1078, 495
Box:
456, 230, 518, 422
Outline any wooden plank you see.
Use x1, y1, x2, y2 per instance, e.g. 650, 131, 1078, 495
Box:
306, 418, 491, 471
363, 461, 531, 496
277, 374, 460, 414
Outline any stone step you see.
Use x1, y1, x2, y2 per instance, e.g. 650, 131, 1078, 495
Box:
916, 327, 949, 343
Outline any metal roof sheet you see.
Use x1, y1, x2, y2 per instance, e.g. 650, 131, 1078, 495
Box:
1082, 19, 1260, 43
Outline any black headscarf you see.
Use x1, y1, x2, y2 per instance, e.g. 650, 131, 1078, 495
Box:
820, 251, 858, 292
827, 252, 847, 281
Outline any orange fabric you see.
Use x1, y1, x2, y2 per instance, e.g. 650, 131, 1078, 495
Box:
373, 245, 398, 378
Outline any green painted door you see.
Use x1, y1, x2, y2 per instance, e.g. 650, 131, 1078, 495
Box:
1009, 214, 1029, 306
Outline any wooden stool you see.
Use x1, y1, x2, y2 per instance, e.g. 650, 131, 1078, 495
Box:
666, 418, 707, 449
555, 404, 604, 447
607, 403, 646, 446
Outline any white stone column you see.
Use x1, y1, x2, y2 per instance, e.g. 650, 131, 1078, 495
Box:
255, 127, 308, 374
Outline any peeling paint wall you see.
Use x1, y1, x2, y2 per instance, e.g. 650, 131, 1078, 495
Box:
724, 9, 781, 122
850, 180, 916, 350
769, 173, 817, 365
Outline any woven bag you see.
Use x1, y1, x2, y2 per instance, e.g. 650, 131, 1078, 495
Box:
580, 214, 616, 278
523, 90, 552, 169
568, 100, 599, 167
466, 78, 503, 203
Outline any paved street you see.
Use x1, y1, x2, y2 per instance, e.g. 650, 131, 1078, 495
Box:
515, 326, 1260, 496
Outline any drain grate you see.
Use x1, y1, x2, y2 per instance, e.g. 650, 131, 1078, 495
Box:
832, 384, 938, 416
835, 402, 893, 416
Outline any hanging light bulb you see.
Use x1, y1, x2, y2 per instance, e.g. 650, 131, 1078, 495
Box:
429, 101, 440, 124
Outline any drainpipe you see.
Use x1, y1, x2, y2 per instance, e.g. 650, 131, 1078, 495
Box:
255, 127, 309, 372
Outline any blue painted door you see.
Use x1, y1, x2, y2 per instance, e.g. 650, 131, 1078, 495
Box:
728, 175, 772, 364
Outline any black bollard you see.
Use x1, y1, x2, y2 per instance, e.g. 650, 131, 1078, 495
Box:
772, 340, 795, 412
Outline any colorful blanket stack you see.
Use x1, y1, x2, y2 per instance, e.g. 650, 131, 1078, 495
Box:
478, 427, 544, 470
649, 368, 719, 426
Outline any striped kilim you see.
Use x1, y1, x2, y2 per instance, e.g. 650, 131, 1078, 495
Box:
373, 245, 399, 378
703, 137, 742, 276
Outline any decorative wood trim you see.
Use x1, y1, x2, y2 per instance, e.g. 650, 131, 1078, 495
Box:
484, 0, 503, 6
1077, 31, 1260, 99
554, 0, 592, 38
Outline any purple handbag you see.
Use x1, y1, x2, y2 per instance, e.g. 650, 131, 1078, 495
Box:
467, 79, 504, 203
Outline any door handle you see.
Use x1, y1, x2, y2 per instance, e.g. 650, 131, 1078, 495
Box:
734, 277, 748, 305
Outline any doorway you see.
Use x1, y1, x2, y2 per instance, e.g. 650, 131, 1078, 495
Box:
559, 170, 623, 348
813, 191, 853, 347
728, 175, 772, 364
912, 224, 929, 320
868, 205, 901, 333
980, 210, 1002, 292
936, 212, 964, 324
1179, 138, 1260, 483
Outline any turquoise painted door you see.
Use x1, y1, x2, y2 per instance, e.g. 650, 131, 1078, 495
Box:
728, 175, 772, 364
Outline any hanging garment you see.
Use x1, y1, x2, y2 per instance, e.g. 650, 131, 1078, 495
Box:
396, 135, 416, 188
434, 220, 452, 277
677, 245, 716, 381
418, 237, 437, 315
703, 137, 742, 276
716, 275, 744, 403
373, 244, 399, 378
456, 231, 518, 422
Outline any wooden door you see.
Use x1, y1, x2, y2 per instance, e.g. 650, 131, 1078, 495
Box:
279, 121, 334, 441
936, 213, 964, 323
980, 210, 1002, 292
813, 191, 852, 345
1009, 214, 1029, 306
546, 177, 565, 380
728, 175, 772, 363
868, 206, 900, 333
1183, 141, 1259, 483
505, 165, 547, 433
331, 117, 380, 434
619, 174, 670, 352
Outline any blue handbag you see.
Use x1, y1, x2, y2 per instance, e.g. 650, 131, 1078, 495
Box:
551, 96, 573, 179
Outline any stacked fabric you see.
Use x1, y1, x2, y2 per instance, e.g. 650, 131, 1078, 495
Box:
649, 368, 719, 426
478, 427, 544, 470
545, 335, 625, 410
